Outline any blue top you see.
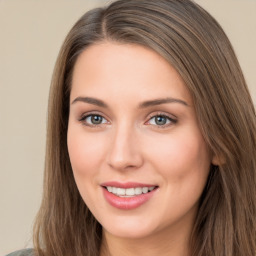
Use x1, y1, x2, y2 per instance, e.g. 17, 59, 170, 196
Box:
5, 249, 34, 256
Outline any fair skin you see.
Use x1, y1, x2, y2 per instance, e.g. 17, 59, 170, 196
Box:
67, 42, 217, 256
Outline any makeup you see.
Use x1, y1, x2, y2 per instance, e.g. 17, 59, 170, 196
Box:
101, 182, 158, 210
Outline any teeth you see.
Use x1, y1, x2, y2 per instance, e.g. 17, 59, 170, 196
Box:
142, 187, 148, 193
112, 187, 117, 194
106, 186, 156, 197
107, 186, 112, 193
135, 187, 142, 195
117, 188, 125, 196
126, 188, 135, 196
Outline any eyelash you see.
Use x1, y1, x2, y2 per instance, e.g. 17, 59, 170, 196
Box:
146, 112, 177, 128
78, 112, 109, 128
78, 112, 177, 129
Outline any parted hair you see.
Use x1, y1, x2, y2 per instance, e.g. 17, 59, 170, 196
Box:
33, 0, 256, 255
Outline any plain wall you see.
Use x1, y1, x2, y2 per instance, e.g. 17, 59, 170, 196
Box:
0, 0, 255, 254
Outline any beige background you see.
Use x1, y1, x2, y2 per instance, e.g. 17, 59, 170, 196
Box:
0, 0, 255, 255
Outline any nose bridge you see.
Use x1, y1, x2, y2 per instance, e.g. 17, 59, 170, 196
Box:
107, 121, 143, 170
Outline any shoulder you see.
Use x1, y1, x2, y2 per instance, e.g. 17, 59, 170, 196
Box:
5, 249, 34, 256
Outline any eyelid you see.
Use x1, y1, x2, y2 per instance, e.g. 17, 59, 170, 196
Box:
78, 111, 110, 127
77, 111, 177, 129
145, 112, 177, 128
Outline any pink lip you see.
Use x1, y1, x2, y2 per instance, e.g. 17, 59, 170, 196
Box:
101, 181, 158, 210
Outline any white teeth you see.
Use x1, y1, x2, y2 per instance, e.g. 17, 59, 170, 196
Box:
106, 186, 156, 197
135, 187, 142, 195
126, 188, 135, 196
107, 186, 112, 193
142, 187, 148, 193
117, 188, 125, 196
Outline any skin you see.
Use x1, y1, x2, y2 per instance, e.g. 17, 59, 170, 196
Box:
67, 42, 217, 256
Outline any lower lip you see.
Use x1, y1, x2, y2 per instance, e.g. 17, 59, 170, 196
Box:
102, 187, 157, 210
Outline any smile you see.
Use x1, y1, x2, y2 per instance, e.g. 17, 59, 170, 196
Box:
101, 182, 159, 210
105, 186, 156, 197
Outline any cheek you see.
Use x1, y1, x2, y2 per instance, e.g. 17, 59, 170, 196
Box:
145, 127, 211, 187
67, 125, 109, 198
68, 127, 104, 172
144, 128, 211, 222
67, 126, 109, 210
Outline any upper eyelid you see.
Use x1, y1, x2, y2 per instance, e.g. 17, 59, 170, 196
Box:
147, 111, 177, 120
143, 110, 177, 128
79, 113, 109, 128
79, 111, 109, 121
78, 111, 177, 124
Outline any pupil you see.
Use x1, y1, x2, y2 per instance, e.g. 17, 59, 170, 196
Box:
92, 115, 102, 124
155, 116, 166, 125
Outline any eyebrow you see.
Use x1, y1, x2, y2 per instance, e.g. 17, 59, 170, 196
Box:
139, 98, 188, 108
71, 96, 188, 108
72, 97, 108, 108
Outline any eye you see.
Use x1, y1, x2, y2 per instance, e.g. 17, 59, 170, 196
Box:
80, 114, 108, 126
147, 114, 177, 127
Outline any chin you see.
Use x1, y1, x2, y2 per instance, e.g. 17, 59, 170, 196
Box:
100, 215, 160, 239
105, 226, 157, 239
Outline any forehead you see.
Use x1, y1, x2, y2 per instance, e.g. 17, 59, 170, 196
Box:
71, 42, 192, 105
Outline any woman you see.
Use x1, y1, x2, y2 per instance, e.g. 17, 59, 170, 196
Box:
7, 0, 256, 255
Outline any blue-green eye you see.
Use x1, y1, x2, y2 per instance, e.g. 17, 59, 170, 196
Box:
82, 114, 108, 125
148, 115, 176, 126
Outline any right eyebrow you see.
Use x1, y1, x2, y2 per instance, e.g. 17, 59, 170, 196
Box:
71, 96, 108, 108
138, 97, 188, 108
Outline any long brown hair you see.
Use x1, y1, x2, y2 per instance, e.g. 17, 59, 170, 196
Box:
33, 1, 256, 255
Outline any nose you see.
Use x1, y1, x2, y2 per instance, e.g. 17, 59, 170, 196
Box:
107, 124, 144, 171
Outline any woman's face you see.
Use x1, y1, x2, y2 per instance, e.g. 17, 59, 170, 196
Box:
68, 42, 213, 240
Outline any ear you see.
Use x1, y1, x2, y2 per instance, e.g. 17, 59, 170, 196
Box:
211, 154, 226, 166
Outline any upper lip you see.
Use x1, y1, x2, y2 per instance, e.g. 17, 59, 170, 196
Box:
101, 181, 158, 188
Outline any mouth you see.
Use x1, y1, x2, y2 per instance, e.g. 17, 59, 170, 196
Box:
103, 186, 157, 197
101, 182, 159, 210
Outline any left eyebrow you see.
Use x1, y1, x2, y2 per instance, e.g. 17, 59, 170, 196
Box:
71, 96, 108, 108
139, 97, 189, 108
